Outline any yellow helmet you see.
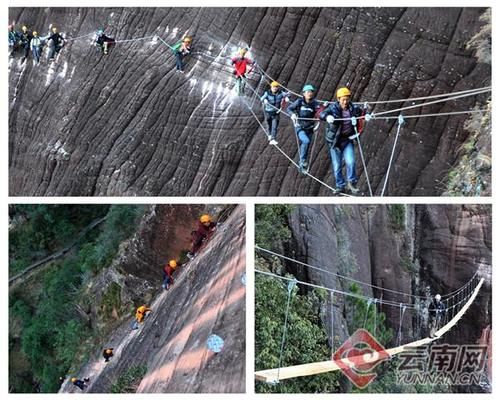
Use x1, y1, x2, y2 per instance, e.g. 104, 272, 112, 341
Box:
22, 25, 27, 31
52, 26, 57, 32
105, 349, 113, 355
183, 36, 192, 43
271, 81, 280, 88
238, 47, 248, 56
33, 31, 38, 36
336, 87, 351, 99
169, 260, 177, 268
71, 377, 77, 383
200, 214, 212, 224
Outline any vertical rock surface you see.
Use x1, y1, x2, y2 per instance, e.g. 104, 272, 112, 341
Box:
8, 7, 490, 196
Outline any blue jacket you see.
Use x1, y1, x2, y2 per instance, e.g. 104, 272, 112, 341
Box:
8, 30, 19, 45
320, 101, 363, 146
260, 89, 289, 114
287, 97, 321, 131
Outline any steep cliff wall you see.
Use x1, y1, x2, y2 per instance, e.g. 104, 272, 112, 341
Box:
8, 7, 490, 196
59, 205, 246, 393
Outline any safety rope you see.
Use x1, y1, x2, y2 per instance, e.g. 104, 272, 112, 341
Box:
65, 32, 95, 42
330, 292, 335, 354
363, 298, 373, 330
277, 279, 296, 382
351, 117, 373, 196
380, 114, 404, 196
396, 303, 407, 346
255, 245, 480, 304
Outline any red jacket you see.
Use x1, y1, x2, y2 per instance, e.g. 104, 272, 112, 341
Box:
163, 265, 175, 280
231, 56, 254, 77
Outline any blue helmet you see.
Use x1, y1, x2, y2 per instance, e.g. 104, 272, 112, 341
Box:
302, 84, 315, 93
97, 29, 104, 35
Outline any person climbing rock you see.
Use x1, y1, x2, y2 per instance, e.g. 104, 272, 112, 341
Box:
19, 25, 32, 61
93, 28, 115, 55
260, 81, 290, 145
186, 214, 217, 259
429, 294, 446, 338
71, 377, 90, 391
172, 36, 192, 72
162, 259, 177, 290
102, 347, 114, 362
132, 304, 152, 330
8, 24, 20, 58
231, 47, 255, 96
45, 26, 65, 61
30, 31, 42, 64
320, 87, 364, 194
287, 84, 322, 173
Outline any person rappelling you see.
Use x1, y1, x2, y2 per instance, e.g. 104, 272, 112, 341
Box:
131, 304, 152, 330
162, 259, 177, 290
231, 47, 255, 96
319, 87, 364, 194
186, 214, 217, 259
102, 347, 114, 362
428, 293, 446, 337
260, 81, 290, 145
287, 84, 322, 173
172, 36, 192, 72
93, 28, 115, 55
70, 377, 90, 391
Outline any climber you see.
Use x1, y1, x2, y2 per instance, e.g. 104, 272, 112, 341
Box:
8, 24, 20, 58
162, 259, 177, 290
45, 26, 66, 61
70, 377, 90, 391
231, 47, 255, 96
93, 28, 115, 55
287, 84, 322, 173
172, 36, 192, 72
260, 81, 290, 145
428, 294, 446, 338
186, 214, 217, 259
319, 87, 364, 194
30, 31, 42, 64
19, 25, 32, 61
102, 347, 114, 362
132, 304, 152, 330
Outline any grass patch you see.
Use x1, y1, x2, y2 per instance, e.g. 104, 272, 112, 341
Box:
111, 364, 148, 393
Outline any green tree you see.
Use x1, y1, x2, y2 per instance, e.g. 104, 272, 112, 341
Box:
255, 205, 294, 248
255, 273, 341, 393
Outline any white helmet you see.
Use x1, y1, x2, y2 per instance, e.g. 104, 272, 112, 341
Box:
435, 294, 441, 301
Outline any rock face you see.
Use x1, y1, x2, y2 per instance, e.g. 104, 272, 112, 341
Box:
281, 204, 491, 385
60, 205, 246, 393
8, 7, 490, 196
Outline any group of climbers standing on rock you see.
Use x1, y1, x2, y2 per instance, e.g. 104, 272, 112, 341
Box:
8, 23, 66, 64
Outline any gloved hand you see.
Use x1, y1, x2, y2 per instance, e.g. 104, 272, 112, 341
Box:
263, 99, 269, 104
326, 115, 335, 124
284, 97, 290, 103
323, 101, 329, 107
291, 114, 298, 125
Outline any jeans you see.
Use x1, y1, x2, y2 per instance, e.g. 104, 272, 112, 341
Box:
175, 52, 184, 70
235, 76, 246, 95
265, 112, 279, 139
162, 274, 172, 290
48, 44, 62, 60
22, 43, 29, 58
32, 46, 41, 63
330, 141, 357, 188
296, 128, 313, 163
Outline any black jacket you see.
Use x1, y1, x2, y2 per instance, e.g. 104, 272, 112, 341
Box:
287, 97, 321, 131
320, 101, 363, 147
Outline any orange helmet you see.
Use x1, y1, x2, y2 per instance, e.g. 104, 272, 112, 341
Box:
200, 214, 212, 224
169, 260, 177, 269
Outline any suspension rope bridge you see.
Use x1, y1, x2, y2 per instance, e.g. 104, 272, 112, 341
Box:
254, 263, 485, 383
18, 28, 491, 196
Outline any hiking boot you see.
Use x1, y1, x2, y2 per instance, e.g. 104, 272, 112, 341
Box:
334, 187, 346, 195
269, 139, 278, 145
267, 134, 272, 141
347, 181, 360, 194
186, 252, 195, 260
